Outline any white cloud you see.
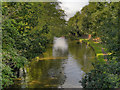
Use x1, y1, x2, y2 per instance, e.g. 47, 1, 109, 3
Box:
58, 0, 89, 20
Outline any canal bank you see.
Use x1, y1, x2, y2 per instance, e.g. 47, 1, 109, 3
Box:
79, 38, 112, 63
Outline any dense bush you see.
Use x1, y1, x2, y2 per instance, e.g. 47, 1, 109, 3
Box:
2, 2, 67, 88
81, 59, 120, 88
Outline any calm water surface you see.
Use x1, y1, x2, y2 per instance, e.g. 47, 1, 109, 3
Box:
12, 41, 95, 88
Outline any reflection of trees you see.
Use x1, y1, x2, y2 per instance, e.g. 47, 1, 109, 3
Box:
53, 48, 69, 57
69, 43, 95, 72
26, 47, 67, 88
24, 42, 95, 88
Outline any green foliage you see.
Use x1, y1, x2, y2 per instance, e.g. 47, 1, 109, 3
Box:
74, 2, 120, 88
80, 2, 120, 57
2, 2, 67, 88
2, 63, 14, 87
67, 11, 83, 38
2, 18, 28, 88
68, 2, 120, 88
81, 59, 120, 88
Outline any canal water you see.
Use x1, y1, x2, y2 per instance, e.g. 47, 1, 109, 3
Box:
11, 38, 95, 88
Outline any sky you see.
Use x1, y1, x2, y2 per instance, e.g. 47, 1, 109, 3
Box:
58, 0, 89, 21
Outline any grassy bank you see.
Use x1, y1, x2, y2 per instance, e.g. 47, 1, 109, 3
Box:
79, 39, 107, 63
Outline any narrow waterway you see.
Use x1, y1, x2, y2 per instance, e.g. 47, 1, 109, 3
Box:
11, 40, 95, 88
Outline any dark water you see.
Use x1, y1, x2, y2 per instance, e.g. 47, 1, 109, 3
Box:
12, 41, 95, 88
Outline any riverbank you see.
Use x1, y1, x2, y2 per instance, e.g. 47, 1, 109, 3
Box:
79, 38, 111, 63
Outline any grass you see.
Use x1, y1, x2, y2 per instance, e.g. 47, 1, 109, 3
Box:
79, 38, 105, 63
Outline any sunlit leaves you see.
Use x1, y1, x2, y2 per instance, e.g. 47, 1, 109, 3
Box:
2, 2, 67, 88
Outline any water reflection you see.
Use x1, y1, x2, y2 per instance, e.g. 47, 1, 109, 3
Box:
26, 59, 66, 88
53, 37, 68, 57
11, 39, 95, 88
68, 42, 95, 72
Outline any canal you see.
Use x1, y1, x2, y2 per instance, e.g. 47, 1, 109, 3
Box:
11, 39, 95, 88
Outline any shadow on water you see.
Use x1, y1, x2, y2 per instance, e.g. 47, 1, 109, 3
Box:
9, 37, 95, 88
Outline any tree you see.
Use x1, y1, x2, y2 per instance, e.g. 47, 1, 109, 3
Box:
2, 2, 67, 88
68, 1, 120, 88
